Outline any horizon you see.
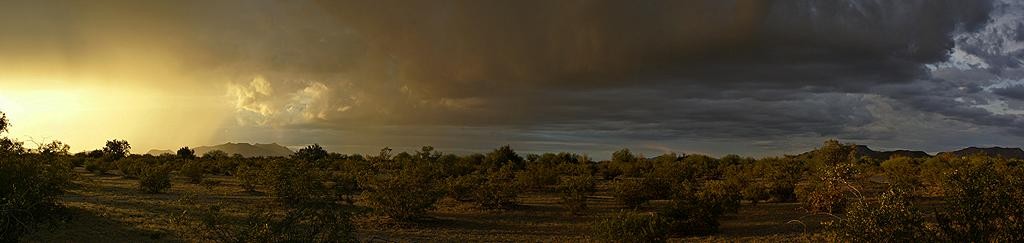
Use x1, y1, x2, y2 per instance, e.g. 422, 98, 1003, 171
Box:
2, 1, 1024, 158
117, 140, 1024, 161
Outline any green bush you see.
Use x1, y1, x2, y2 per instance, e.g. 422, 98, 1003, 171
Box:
738, 179, 770, 205
797, 163, 856, 214
84, 158, 112, 175
829, 188, 934, 242
0, 154, 74, 241
660, 180, 742, 236
444, 174, 483, 202
758, 157, 802, 202
175, 203, 356, 243
934, 161, 1024, 242
474, 165, 520, 210
880, 157, 921, 191
180, 160, 206, 184
139, 164, 172, 194
235, 161, 263, 193
611, 178, 650, 209
326, 172, 360, 205
263, 159, 330, 207
361, 165, 443, 220
115, 158, 144, 179
592, 211, 668, 243
516, 163, 561, 192
558, 175, 596, 215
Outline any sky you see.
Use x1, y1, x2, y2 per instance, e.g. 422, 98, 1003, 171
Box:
1, 0, 1023, 158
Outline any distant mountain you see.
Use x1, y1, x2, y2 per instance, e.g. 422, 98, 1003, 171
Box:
146, 149, 173, 156
147, 143, 294, 157
851, 145, 931, 161
936, 147, 1024, 159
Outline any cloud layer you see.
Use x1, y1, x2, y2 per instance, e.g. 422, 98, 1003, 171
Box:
4, 0, 1024, 156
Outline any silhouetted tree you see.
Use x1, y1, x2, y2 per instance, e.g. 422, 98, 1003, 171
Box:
38, 141, 70, 156
103, 139, 131, 159
484, 145, 524, 171
0, 112, 23, 154
416, 146, 441, 162
612, 148, 636, 164
294, 144, 329, 163
177, 147, 196, 160
0, 111, 7, 133
814, 140, 854, 168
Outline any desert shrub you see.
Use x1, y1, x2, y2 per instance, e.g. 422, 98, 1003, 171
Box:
361, 165, 443, 221
474, 165, 520, 210
236, 161, 263, 193
175, 203, 356, 243
759, 157, 802, 202
84, 158, 112, 174
516, 163, 562, 192
180, 160, 206, 184
592, 211, 668, 243
263, 159, 332, 207
797, 163, 857, 214
737, 179, 770, 205
682, 154, 722, 179
0, 154, 74, 241
326, 172, 360, 205
698, 180, 743, 215
209, 157, 238, 176
597, 161, 623, 179
558, 174, 596, 215
829, 188, 935, 242
880, 157, 920, 191
660, 180, 741, 236
293, 144, 329, 165
115, 158, 145, 178
934, 161, 1024, 242
179, 157, 359, 242
139, 164, 172, 193
611, 178, 650, 209
482, 145, 525, 171
918, 156, 950, 193
444, 174, 483, 202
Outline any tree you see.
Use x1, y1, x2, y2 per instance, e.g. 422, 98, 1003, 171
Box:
294, 144, 329, 163
177, 147, 196, 160
0, 111, 7, 133
0, 112, 23, 154
104, 139, 131, 159
814, 140, 854, 168
38, 141, 70, 156
416, 146, 441, 162
612, 148, 636, 164
0, 111, 74, 241
593, 212, 668, 243
558, 174, 596, 215
484, 145, 524, 171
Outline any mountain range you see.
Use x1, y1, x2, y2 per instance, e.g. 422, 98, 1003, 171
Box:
145, 142, 1024, 160
824, 145, 1024, 161
146, 143, 294, 157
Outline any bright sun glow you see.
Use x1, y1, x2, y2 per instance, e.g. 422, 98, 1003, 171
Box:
0, 79, 232, 153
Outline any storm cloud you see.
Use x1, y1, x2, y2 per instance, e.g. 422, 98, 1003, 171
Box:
3, 0, 1024, 156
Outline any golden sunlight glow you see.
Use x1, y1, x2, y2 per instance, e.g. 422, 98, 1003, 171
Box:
0, 77, 233, 153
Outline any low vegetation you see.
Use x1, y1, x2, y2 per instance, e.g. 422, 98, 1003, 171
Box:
2, 110, 1023, 241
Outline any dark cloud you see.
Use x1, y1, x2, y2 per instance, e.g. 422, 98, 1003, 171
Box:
993, 84, 1024, 100
313, 0, 992, 93
7, 0, 1024, 157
